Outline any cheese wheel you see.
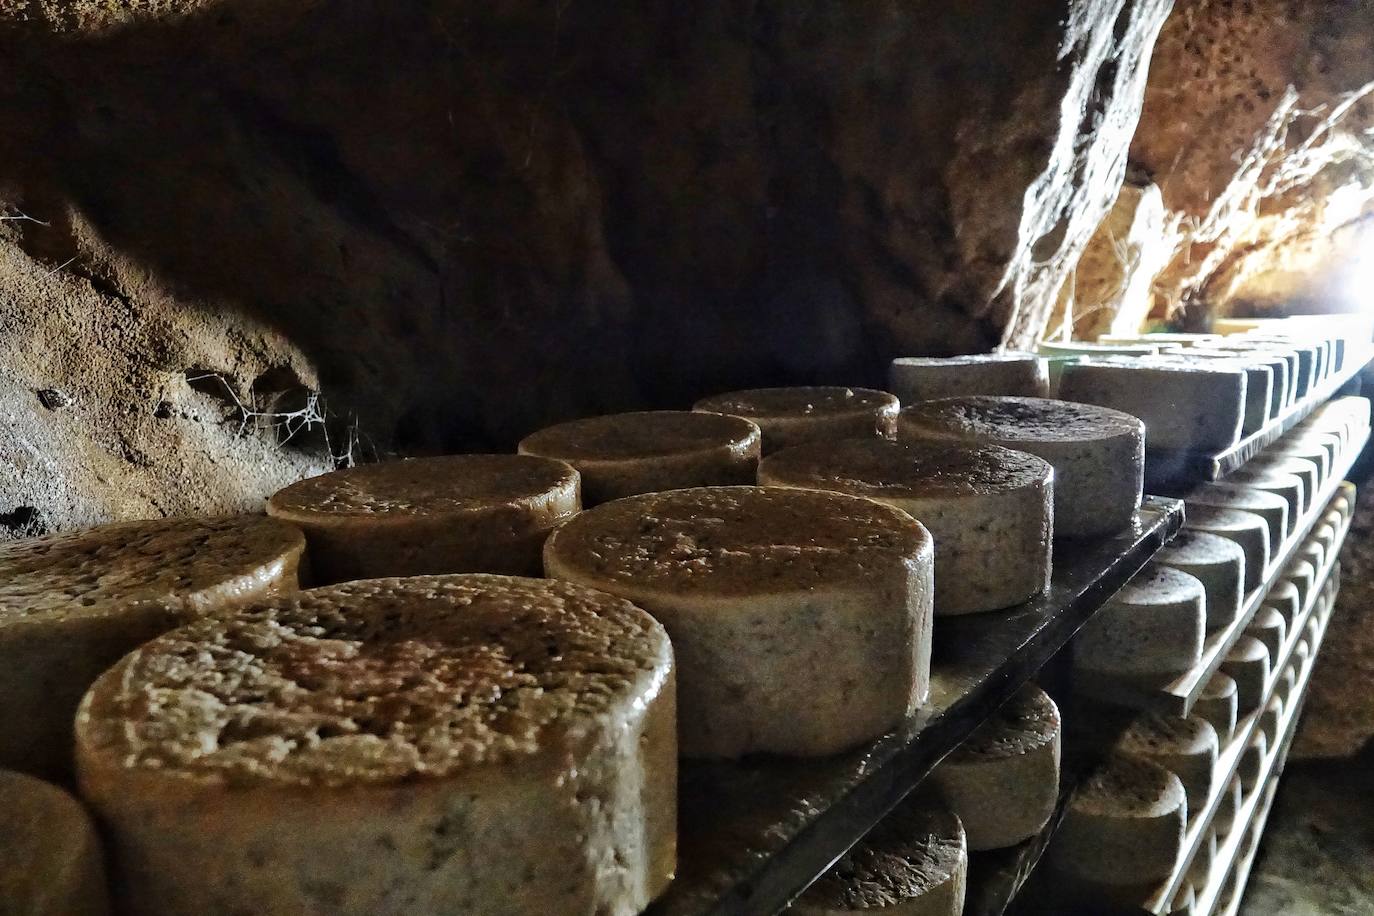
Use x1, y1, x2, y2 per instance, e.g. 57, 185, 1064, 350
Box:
1299, 540, 1325, 574
887, 354, 1049, 402
1214, 777, 1243, 838
1279, 665, 1298, 705
1245, 456, 1319, 514
792, 804, 967, 915
1223, 470, 1304, 529
1101, 333, 1220, 348
1207, 341, 1300, 404
0, 516, 305, 778
1038, 341, 1161, 358
693, 387, 898, 454
1264, 581, 1301, 626
930, 685, 1060, 851
516, 411, 758, 506
1268, 443, 1331, 485
1188, 486, 1288, 548
1194, 672, 1238, 744
1283, 558, 1317, 609
1048, 757, 1187, 886
1259, 695, 1284, 742
897, 396, 1143, 537
1287, 431, 1342, 469
1246, 607, 1286, 661
268, 454, 580, 581
544, 486, 933, 757
1154, 529, 1245, 630
0, 769, 109, 916
1114, 714, 1218, 813
1074, 564, 1204, 678
1187, 832, 1217, 888
1057, 359, 1247, 450
758, 438, 1052, 614
1148, 353, 1273, 435
1178, 349, 1287, 418
1183, 505, 1270, 592
1238, 733, 1268, 792
1242, 340, 1315, 397
1221, 636, 1270, 715
76, 574, 676, 916
1315, 522, 1338, 558
1169, 885, 1198, 916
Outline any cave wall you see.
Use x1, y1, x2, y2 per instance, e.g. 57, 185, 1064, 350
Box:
0, 0, 1172, 532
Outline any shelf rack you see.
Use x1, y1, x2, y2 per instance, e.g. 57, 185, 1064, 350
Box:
647, 498, 1184, 916
1144, 487, 1351, 913
1144, 347, 1370, 489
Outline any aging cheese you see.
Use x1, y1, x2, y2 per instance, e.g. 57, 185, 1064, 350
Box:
1194, 673, 1239, 744
1057, 358, 1247, 450
268, 454, 580, 581
544, 486, 933, 758
1246, 607, 1287, 661
1074, 565, 1205, 678
693, 387, 898, 454
1188, 486, 1288, 548
1154, 529, 1245, 630
1114, 714, 1218, 813
759, 438, 1052, 614
1183, 505, 1270, 592
1221, 635, 1270, 716
76, 574, 676, 916
1264, 581, 1301, 627
930, 685, 1060, 851
887, 354, 1049, 402
0, 769, 109, 916
1222, 471, 1305, 531
0, 516, 305, 778
518, 411, 761, 505
792, 804, 967, 916
897, 396, 1143, 537
1245, 456, 1319, 514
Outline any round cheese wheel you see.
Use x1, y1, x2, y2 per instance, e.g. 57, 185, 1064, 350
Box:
1048, 757, 1187, 886
1183, 505, 1270, 592
1260, 696, 1284, 743
1332, 491, 1354, 520
1188, 487, 1288, 549
544, 486, 933, 758
1299, 539, 1325, 573
1223, 471, 1304, 529
1154, 529, 1245, 630
1114, 714, 1218, 814
1279, 665, 1299, 705
1245, 456, 1319, 515
0, 516, 305, 778
759, 438, 1052, 614
0, 769, 109, 916
1287, 431, 1342, 469
792, 804, 967, 915
1194, 672, 1238, 744
268, 454, 580, 581
1187, 831, 1217, 888
1246, 607, 1286, 661
1169, 884, 1198, 916
1268, 443, 1331, 486
1074, 564, 1204, 678
930, 685, 1060, 851
1239, 733, 1268, 792
1222, 636, 1270, 716
1214, 777, 1243, 838
887, 354, 1049, 403
1264, 581, 1301, 627
516, 411, 759, 505
693, 387, 898, 454
76, 574, 676, 916
1283, 558, 1317, 610
897, 396, 1143, 537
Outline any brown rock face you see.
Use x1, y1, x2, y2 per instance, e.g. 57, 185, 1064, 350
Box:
0, 0, 1172, 531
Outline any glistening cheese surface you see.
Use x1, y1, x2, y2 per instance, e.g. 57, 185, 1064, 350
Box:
758, 438, 1052, 614
76, 574, 675, 916
544, 486, 932, 757
694, 387, 898, 452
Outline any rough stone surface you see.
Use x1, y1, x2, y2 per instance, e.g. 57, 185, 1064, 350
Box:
0, 0, 1172, 531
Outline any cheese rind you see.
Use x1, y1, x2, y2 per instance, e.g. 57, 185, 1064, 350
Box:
1246, 607, 1286, 660
792, 804, 967, 915
887, 354, 1049, 402
1221, 635, 1270, 716
694, 387, 899, 454
0, 769, 109, 916
897, 396, 1143, 537
0, 516, 305, 778
1074, 564, 1205, 678
1057, 359, 1247, 450
517, 411, 759, 505
1114, 715, 1218, 813
1154, 530, 1245, 630
76, 574, 676, 916
931, 685, 1060, 851
269, 454, 580, 580
1183, 505, 1270, 592
1194, 673, 1238, 744
1189, 486, 1288, 547
544, 486, 933, 757
759, 438, 1052, 614
1223, 471, 1304, 529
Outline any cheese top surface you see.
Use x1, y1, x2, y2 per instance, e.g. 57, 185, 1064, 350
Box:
694, 386, 898, 421
945, 684, 1058, 764
0, 515, 303, 624
1199, 672, 1237, 701
518, 411, 760, 462
1157, 529, 1244, 565
1114, 564, 1203, 605
1073, 757, 1185, 818
891, 353, 1039, 368
77, 574, 670, 787
899, 396, 1141, 444
1118, 714, 1216, 758
759, 437, 1051, 499
268, 454, 578, 520
1227, 635, 1268, 664
1081, 355, 1248, 379
1186, 505, 1267, 533
801, 806, 965, 908
545, 486, 929, 596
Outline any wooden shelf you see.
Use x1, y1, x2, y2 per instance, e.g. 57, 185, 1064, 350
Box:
1144, 347, 1369, 489
646, 498, 1184, 916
